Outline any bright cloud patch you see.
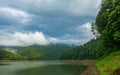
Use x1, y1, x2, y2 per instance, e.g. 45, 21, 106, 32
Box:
0, 28, 94, 46
0, 7, 30, 24
0, 7, 29, 17
0, 32, 58, 46
76, 22, 95, 43
77, 22, 92, 36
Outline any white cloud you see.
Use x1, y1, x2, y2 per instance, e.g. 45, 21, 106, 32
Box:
0, 31, 55, 46
76, 22, 95, 43
77, 22, 92, 34
0, 7, 28, 17
0, 7, 30, 24
0, 30, 93, 46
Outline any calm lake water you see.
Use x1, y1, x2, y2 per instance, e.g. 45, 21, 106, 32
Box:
0, 61, 87, 75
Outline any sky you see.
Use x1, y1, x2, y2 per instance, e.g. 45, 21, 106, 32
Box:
0, 0, 101, 46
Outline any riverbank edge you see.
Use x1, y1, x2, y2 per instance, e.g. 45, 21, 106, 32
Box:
0, 59, 95, 63
81, 62, 99, 75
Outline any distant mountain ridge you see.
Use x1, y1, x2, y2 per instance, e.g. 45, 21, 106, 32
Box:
0, 44, 74, 60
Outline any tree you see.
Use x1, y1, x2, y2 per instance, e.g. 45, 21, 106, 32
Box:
95, 0, 120, 51
96, 0, 113, 34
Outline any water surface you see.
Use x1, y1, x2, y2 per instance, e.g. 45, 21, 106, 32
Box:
0, 61, 87, 75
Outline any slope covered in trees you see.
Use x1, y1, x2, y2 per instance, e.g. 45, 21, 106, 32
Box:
17, 44, 72, 60
95, 0, 120, 75
0, 44, 72, 60
60, 38, 103, 60
95, 0, 120, 52
0, 48, 27, 60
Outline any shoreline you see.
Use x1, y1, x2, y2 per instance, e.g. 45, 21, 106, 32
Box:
0, 59, 95, 65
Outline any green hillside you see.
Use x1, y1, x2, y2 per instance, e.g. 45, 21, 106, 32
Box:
95, 0, 120, 74
0, 44, 72, 60
96, 50, 120, 75
0, 48, 27, 60
60, 38, 103, 60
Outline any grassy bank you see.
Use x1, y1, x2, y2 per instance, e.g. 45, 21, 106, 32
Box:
96, 50, 120, 75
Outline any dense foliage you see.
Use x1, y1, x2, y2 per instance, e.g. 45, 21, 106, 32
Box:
96, 50, 120, 75
96, 0, 120, 52
95, 0, 120, 75
0, 48, 27, 60
17, 44, 72, 60
60, 39, 103, 60
0, 44, 72, 60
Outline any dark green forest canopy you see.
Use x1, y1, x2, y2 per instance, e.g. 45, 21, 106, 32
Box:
17, 44, 72, 60
95, 0, 120, 50
0, 48, 27, 60
0, 44, 72, 60
60, 39, 102, 60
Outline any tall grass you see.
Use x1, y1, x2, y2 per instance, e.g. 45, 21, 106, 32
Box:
96, 50, 120, 75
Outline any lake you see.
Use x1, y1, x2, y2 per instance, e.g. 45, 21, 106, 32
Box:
0, 61, 87, 75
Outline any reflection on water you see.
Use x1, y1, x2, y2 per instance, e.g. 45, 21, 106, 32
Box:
0, 61, 87, 75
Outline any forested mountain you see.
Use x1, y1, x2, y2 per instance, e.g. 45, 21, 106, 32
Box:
17, 44, 73, 60
0, 44, 73, 60
0, 48, 27, 60
60, 38, 102, 60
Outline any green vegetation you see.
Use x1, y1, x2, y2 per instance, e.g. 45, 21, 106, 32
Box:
96, 50, 120, 75
0, 44, 72, 60
17, 44, 72, 60
60, 0, 120, 75
0, 48, 27, 60
95, 0, 120, 75
95, 0, 120, 52
60, 39, 102, 60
